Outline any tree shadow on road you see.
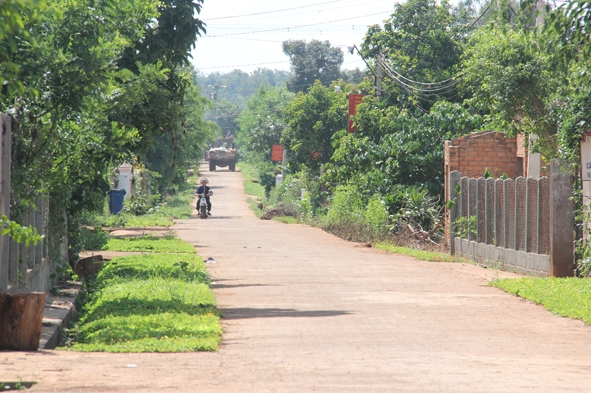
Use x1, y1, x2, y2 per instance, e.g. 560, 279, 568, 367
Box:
220, 307, 351, 320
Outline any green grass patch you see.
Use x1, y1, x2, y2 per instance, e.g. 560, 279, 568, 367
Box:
158, 187, 195, 220
273, 216, 300, 224
65, 253, 221, 352
490, 277, 591, 325
102, 235, 196, 253
374, 242, 468, 263
238, 161, 265, 197
246, 197, 264, 218
123, 213, 174, 227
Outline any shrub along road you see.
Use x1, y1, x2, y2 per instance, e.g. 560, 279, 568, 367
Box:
2, 162, 591, 392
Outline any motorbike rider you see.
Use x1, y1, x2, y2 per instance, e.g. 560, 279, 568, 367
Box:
195, 177, 213, 215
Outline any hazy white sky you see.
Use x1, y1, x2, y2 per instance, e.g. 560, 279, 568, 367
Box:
190, 0, 401, 75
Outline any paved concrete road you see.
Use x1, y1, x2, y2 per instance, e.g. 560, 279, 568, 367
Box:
1, 163, 591, 392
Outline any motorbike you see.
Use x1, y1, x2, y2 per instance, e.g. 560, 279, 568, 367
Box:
196, 192, 211, 219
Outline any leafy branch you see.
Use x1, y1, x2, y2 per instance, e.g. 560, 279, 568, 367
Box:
1, 214, 44, 246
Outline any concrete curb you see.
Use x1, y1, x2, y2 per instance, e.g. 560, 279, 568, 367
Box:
39, 281, 81, 350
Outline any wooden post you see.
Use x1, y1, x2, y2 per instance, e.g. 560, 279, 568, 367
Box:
0, 292, 46, 350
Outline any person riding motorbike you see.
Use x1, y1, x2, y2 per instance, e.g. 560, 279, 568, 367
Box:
195, 177, 213, 215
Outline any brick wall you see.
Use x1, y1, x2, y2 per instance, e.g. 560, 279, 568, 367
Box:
444, 131, 519, 247
445, 131, 518, 178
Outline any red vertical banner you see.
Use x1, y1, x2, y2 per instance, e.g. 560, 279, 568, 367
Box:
348, 94, 366, 133
271, 144, 284, 162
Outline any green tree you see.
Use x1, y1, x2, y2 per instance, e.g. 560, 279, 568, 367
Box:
1, 0, 213, 264
197, 68, 291, 109
282, 39, 344, 93
237, 85, 294, 162
146, 67, 217, 194
0, 0, 47, 94
462, 26, 556, 150
327, 101, 482, 198
361, 0, 464, 110
281, 82, 348, 172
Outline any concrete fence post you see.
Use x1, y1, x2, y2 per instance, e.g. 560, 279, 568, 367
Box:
526, 178, 539, 253
27, 206, 35, 269
485, 178, 494, 244
494, 179, 504, 248
448, 171, 461, 254
550, 161, 574, 277
0, 114, 11, 291
539, 177, 550, 255
515, 177, 526, 251
35, 197, 43, 265
468, 178, 477, 242
525, 178, 532, 252
477, 178, 486, 243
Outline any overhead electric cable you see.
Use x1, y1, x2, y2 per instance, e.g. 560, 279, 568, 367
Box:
207, 0, 390, 23
197, 58, 364, 71
208, 11, 392, 37
377, 54, 461, 88
376, 55, 461, 93
208, 0, 351, 20
469, 1, 491, 29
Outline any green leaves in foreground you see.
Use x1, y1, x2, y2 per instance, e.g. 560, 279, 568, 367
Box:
102, 235, 196, 253
66, 254, 221, 352
490, 278, 591, 325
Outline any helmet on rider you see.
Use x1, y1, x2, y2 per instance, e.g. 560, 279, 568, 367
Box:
200, 177, 209, 184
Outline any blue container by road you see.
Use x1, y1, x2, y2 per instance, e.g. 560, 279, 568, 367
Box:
107, 189, 126, 214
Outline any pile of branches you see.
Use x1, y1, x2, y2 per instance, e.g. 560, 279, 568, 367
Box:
260, 203, 298, 220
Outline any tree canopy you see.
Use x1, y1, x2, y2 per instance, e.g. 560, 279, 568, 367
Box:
282, 39, 344, 93
1, 0, 214, 216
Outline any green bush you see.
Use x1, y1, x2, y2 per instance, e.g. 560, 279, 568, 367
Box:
319, 185, 390, 242
79, 226, 110, 251
269, 174, 304, 206
364, 197, 390, 239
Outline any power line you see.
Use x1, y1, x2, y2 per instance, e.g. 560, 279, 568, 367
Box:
207, 0, 392, 23
197, 58, 365, 72
376, 55, 461, 94
207, 0, 349, 20
207, 11, 393, 37
198, 60, 290, 70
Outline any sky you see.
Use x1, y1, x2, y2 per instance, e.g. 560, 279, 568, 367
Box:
190, 0, 402, 75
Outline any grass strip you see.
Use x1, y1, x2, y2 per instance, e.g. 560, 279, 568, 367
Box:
273, 216, 300, 224
157, 187, 195, 220
102, 235, 196, 253
238, 161, 265, 197
490, 277, 591, 325
66, 253, 221, 352
374, 242, 468, 263
122, 214, 174, 227
246, 197, 264, 218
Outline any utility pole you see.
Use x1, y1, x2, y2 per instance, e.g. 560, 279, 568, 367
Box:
207, 84, 226, 101
207, 85, 226, 137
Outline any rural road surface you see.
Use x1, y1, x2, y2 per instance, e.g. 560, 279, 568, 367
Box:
2, 162, 591, 392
